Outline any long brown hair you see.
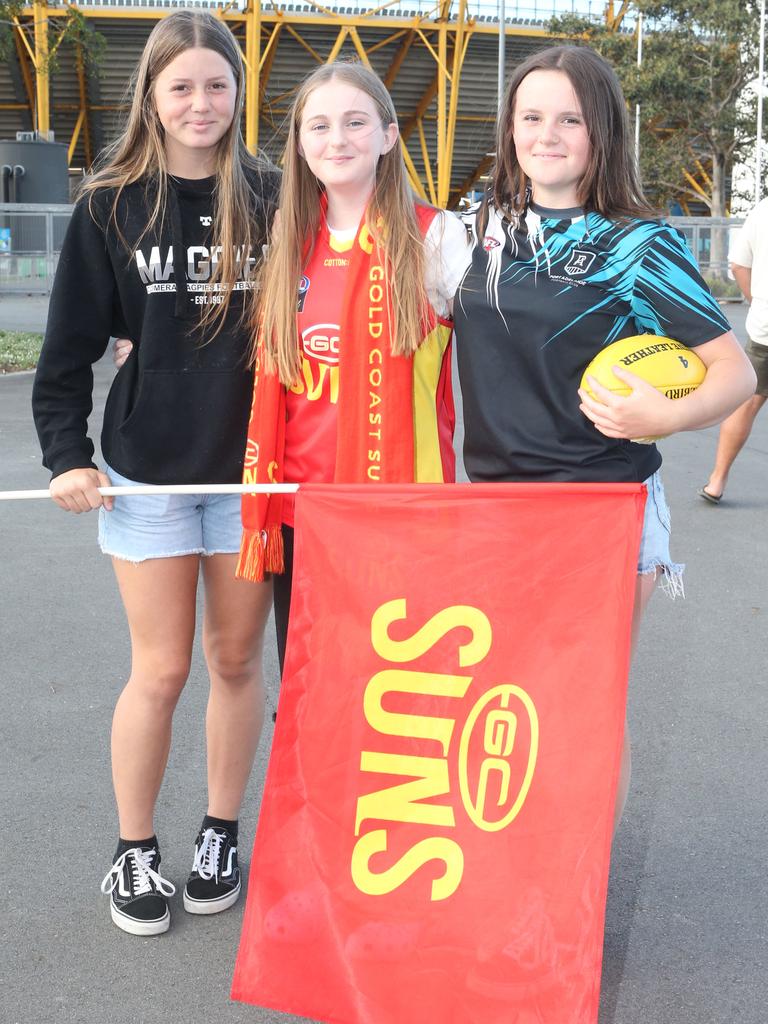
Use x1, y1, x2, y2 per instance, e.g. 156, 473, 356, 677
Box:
255, 61, 430, 385
80, 10, 273, 332
488, 45, 654, 227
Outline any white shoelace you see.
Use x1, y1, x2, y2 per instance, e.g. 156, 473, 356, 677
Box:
193, 828, 226, 881
100, 848, 177, 898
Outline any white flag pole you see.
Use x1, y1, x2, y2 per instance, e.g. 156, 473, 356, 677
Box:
0, 483, 300, 502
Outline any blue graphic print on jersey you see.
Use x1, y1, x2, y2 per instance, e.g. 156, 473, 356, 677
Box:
478, 207, 729, 351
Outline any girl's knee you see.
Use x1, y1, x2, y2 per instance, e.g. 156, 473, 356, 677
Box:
204, 641, 262, 687
125, 657, 191, 708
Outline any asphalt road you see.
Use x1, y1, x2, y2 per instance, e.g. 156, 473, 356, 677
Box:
1, 296, 766, 1024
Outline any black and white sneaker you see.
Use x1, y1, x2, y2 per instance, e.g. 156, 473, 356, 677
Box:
100, 847, 176, 936
183, 826, 241, 915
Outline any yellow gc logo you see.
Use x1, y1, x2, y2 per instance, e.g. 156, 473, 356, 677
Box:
458, 685, 538, 831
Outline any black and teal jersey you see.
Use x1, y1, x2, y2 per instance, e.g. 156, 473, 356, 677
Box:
453, 200, 731, 483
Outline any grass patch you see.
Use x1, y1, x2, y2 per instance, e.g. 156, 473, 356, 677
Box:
0, 330, 44, 373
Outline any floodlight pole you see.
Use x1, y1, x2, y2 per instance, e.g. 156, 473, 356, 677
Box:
634, 11, 643, 168
498, 0, 505, 114
757, 0, 766, 202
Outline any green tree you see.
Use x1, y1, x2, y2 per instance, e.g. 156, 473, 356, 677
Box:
551, 0, 762, 224
0, 1, 104, 78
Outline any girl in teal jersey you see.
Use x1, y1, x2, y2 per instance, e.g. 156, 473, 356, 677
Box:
453, 45, 755, 828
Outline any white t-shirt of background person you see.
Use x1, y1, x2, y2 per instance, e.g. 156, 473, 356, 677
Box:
729, 198, 768, 346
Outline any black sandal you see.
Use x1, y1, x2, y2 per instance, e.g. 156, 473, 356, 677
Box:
697, 486, 722, 505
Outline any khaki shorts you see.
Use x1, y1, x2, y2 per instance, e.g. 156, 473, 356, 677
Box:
746, 337, 768, 397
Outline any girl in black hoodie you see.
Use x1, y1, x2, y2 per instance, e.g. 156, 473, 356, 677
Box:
32, 11, 279, 936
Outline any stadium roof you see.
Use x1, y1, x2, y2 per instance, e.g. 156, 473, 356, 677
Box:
2, 0, 614, 204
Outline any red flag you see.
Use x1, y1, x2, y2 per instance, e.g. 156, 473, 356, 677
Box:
232, 483, 645, 1024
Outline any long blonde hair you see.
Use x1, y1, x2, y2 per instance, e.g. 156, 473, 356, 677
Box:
256, 61, 429, 384
80, 10, 274, 332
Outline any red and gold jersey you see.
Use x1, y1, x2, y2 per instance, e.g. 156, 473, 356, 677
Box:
282, 215, 455, 525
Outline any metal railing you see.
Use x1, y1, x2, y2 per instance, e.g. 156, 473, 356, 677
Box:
0, 203, 73, 295
667, 216, 744, 282
0, 204, 746, 297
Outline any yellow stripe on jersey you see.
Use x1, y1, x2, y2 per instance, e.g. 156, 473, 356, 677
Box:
413, 321, 452, 482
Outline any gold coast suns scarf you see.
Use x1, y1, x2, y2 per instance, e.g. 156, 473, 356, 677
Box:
236, 205, 443, 583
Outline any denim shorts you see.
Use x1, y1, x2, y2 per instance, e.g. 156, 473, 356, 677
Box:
98, 464, 243, 563
639, 470, 684, 597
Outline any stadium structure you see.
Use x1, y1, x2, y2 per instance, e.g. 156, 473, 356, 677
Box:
0, 0, 631, 207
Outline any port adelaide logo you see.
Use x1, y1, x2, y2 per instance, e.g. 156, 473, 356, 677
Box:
564, 249, 597, 276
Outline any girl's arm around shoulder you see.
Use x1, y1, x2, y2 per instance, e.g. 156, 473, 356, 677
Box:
423, 209, 473, 318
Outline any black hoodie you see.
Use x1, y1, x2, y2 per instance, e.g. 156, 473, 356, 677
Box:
32, 168, 279, 484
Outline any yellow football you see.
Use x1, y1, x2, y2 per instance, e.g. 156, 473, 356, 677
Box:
580, 334, 707, 443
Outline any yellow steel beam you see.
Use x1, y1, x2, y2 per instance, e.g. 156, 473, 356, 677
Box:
682, 168, 708, 199
75, 43, 93, 166
245, 0, 261, 151
13, 23, 36, 116
443, 0, 467, 205
415, 27, 451, 81
48, 19, 72, 61
400, 140, 428, 201
348, 26, 372, 67
417, 118, 437, 206
436, 20, 447, 205
283, 23, 324, 64
67, 106, 86, 163
258, 23, 282, 133
259, 23, 282, 74
21, 6, 551, 38
33, 0, 49, 135
366, 29, 409, 57
12, 16, 36, 64
693, 158, 713, 190
326, 26, 350, 62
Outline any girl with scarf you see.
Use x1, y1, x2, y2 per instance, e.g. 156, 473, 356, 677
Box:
236, 62, 471, 670
452, 45, 755, 829
32, 12, 279, 935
